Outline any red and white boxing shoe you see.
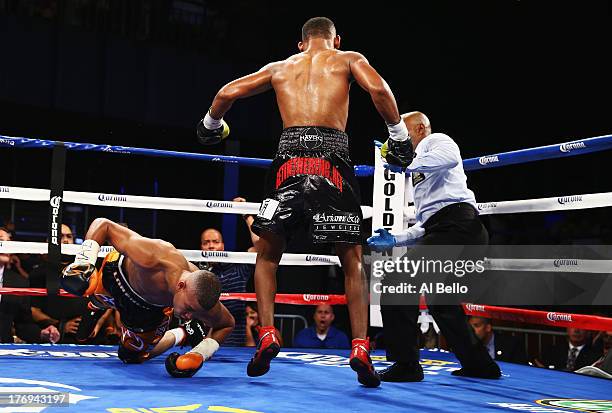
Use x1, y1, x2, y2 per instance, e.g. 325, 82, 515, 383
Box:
247, 326, 281, 377
349, 338, 381, 387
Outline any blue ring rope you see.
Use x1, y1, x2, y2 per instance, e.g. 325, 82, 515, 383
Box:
462, 134, 612, 171
0, 136, 273, 168
1, 133, 611, 177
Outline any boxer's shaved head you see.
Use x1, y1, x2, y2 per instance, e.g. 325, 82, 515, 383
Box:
302, 17, 336, 41
192, 269, 222, 310
173, 269, 222, 320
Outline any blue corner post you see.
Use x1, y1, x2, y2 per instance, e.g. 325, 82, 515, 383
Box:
222, 140, 240, 251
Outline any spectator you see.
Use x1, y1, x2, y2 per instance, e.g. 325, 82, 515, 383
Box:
85, 308, 122, 345
576, 331, 612, 379
536, 327, 601, 371
468, 316, 528, 364
198, 197, 258, 346
0, 226, 60, 343
575, 330, 612, 378
593, 331, 612, 369
29, 224, 90, 344
7, 254, 29, 279
294, 304, 350, 349
245, 303, 282, 347
0, 226, 28, 279
588, 312, 610, 354
0, 226, 11, 267
421, 325, 439, 350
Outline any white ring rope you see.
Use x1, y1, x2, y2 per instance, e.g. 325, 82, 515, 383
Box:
403, 191, 612, 220
0, 241, 341, 266
3, 186, 610, 221
0, 186, 373, 219
2, 241, 611, 273
484, 258, 612, 274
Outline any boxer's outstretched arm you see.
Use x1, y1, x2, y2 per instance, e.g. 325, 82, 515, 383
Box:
347, 52, 401, 125
209, 64, 275, 119
85, 218, 166, 268
146, 330, 179, 359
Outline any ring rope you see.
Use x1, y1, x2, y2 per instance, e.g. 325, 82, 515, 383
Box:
0, 241, 342, 266
3, 185, 609, 222
1, 287, 610, 330
402, 191, 612, 220
474, 191, 612, 215
462, 303, 612, 331
462, 133, 612, 171
483, 258, 612, 274
0, 186, 374, 220
0, 136, 273, 168
0, 288, 347, 306
4, 241, 612, 273
2, 133, 612, 177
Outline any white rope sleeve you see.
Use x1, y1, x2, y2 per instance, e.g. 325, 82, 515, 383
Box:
0, 241, 342, 266
0, 186, 373, 219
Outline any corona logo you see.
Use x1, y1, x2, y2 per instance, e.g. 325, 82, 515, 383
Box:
303, 294, 329, 302
478, 155, 499, 165
559, 141, 586, 153
546, 312, 572, 322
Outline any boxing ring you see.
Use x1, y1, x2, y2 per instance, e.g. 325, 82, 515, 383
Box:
2, 133, 612, 412
1, 342, 610, 413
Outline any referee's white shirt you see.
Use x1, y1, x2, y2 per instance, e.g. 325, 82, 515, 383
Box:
406, 132, 477, 225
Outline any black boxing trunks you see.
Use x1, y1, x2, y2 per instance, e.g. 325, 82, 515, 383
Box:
252, 126, 363, 244
88, 251, 172, 363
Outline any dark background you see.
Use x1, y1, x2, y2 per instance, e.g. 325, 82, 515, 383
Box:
1, 1, 611, 317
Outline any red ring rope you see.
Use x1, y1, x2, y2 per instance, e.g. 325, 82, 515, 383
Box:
462, 303, 612, 331
0, 288, 347, 306
1, 288, 610, 330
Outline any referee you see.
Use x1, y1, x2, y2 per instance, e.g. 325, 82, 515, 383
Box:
368, 111, 500, 382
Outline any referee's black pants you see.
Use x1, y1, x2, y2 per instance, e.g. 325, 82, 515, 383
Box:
380, 202, 496, 370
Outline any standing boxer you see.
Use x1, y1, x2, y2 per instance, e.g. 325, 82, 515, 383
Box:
197, 17, 413, 387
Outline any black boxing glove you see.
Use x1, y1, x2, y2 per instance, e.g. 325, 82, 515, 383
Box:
76, 307, 105, 343
118, 344, 144, 364
60, 240, 100, 296
196, 109, 230, 146
384, 121, 414, 170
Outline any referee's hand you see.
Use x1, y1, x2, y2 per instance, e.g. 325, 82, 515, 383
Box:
383, 162, 406, 173
367, 228, 396, 252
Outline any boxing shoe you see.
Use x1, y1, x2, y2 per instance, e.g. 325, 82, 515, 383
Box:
451, 362, 501, 379
247, 326, 280, 377
379, 362, 424, 382
349, 338, 381, 387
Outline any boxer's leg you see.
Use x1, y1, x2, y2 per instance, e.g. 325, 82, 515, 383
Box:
337, 243, 367, 339
254, 230, 285, 327
337, 243, 381, 387
247, 229, 286, 377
